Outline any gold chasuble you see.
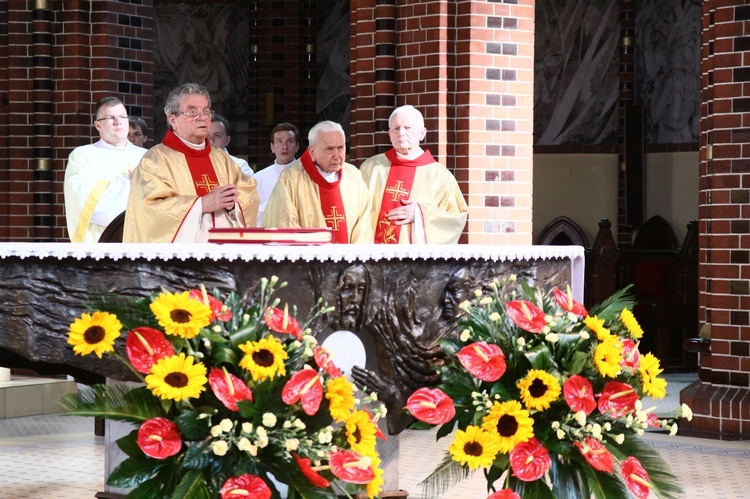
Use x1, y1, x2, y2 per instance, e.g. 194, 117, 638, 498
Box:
123, 129, 258, 243
261, 150, 373, 243
360, 148, 468, 244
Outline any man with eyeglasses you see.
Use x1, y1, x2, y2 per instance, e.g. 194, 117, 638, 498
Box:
360, 105, 468, 244
63, 96, 147, 243
123, 83, 258, 243
254, 122, 300, 225
261, 120, 372, 243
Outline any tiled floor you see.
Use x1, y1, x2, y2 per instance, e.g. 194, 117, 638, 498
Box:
2, 373, 750, 498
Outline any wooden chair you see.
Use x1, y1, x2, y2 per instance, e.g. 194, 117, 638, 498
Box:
535, 216, 589, 247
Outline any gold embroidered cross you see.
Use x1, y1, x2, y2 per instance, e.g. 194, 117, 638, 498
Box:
195, 174, 218, 194
386, 180, 409, 201
325, 206, 345, 231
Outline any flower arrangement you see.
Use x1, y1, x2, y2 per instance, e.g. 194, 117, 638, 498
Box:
61, 277, 387, 499
403, 275, 692, 499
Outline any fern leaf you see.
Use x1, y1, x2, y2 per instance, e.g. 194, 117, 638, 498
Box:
416, 452, 473, 499
58, 384, 164, 424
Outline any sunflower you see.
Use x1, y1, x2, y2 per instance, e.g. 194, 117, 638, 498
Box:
449, 425, 502, 470
238, 336, 288, 382
594, 336, 622, 378
149, 291, 212, 339
344, 410, 378, 456
326, 376, 356, 422
67, 311, 122, 358
482, 400, 535, 454
365, 452, 384, 498
620, 308, 644, 339
583, 315, 611, 342
517, 369, 561, 411
639, 353, 667, 399
145, 352, 207, 401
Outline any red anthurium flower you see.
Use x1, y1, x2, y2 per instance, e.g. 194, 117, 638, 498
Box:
282, 368, 323, 416
620, 339, 641, 370
457, 342, 507, 382
126, 327, 175, 374
405, 387, 456, 424
563, 375, 597, 415
219, 474, 272, 499
573, 436, 614, 473
329, 450, 375, 484
646, 412, 660, 428
136, 417, 182, 459
553, 286, 587, 316
620, 456, 651, 499
487, 490, 522, 499
314, 347, 343, 378
264, 305, 303, 339
506, 300, 547, 333
598, 381, 638, 418
208, 367, 253, 412
293, 453, 331, 488
509, 437, 551, 482
189, 288, 232, 322
364, 408, 387, 441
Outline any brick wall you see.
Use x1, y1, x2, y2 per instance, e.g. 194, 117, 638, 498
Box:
0, 0, 153, 242
248, 0, 317, 172
681, 0, 750, 438
351, 0, 535, 245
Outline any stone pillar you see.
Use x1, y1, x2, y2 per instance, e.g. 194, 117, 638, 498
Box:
681, 0, 750, 438
350, 0, 535, 245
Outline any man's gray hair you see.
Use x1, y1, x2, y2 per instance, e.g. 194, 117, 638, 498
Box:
389, 104, 425, 128
308, 120, 345, 147
163, 83, 211, 121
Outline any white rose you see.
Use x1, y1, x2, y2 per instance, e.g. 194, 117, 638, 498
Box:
681, 403, 694, 421
670, 423, 678, 436
460, 329, 471, 342
212, 440, 229, 456
238, 437, 252, 452
262, 413, 277, 427
615, 434, 625, 444
285, 438, 300, 452
579, 330, 590, 340
219, 419, 234, 433
283, 420, 292, 429
545, 332, 559, 343
575, 411, 587, 427
517, 337, 526, 347
294, 419, 307, 430
210, 425, 222, 437
490, 312, 501, 322
242, 422, 253, 434
556, 429, 566, 439
474, 289, 483, 298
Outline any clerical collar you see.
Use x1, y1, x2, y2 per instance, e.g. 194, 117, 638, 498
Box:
95, 138, 128, 151
173, 132, 206, 151
316, 164, 339, 183
396, 147, 425, 161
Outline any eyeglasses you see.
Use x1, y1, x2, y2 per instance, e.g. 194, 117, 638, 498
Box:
173, 109, 214, 120
96, 114, 128, 123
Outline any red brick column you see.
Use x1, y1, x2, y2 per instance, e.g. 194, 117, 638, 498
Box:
681, 0, 750, 438
350, 0, 535, 245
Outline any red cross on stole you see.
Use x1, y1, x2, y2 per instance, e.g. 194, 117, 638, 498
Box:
299, 149, 349, 243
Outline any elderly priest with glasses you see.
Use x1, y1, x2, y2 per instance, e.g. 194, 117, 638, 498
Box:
123, 83, 259, 243
63, 96, 147, 243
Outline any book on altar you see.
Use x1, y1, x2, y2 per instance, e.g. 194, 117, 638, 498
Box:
207, 227, 333, 245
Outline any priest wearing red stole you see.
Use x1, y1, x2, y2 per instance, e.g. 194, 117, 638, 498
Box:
261, 121, 373, 244
360, 105, 468, 244
123, 83, 258, 243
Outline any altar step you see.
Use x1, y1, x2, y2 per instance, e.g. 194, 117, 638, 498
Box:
0, 374, 77, 419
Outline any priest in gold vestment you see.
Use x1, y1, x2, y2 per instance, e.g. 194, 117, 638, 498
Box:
124, 83, 258, 243
261, 121, 373, 244
360, 105, 468, 244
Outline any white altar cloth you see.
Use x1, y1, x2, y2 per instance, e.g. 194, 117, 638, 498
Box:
0, 243, 584, 300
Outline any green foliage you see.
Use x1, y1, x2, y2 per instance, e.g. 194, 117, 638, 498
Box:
58, 384, 164, 423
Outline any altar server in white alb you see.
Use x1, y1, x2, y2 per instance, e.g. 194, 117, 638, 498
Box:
360, 105, 468, 244
63, 96, 147, 243
253, 122, 300, 225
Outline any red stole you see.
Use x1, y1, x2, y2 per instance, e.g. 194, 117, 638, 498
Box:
300, 149, 349, 243
162, 129, 220, 196
374, 148, 434, 244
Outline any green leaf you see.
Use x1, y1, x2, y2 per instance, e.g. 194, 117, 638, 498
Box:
439, 337, 464, 357
416, 452, 473, 499
182, 439, 214, 470
59, 384, 164, 424
170, 469, 213, 499
509, 474, 555, 498
525, 343, 557, 373
567, 351, 590, 375
175, 410, 211, 440
436, 420, 456, 440
107, 455, 169, 488
210, 342, 238, 366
